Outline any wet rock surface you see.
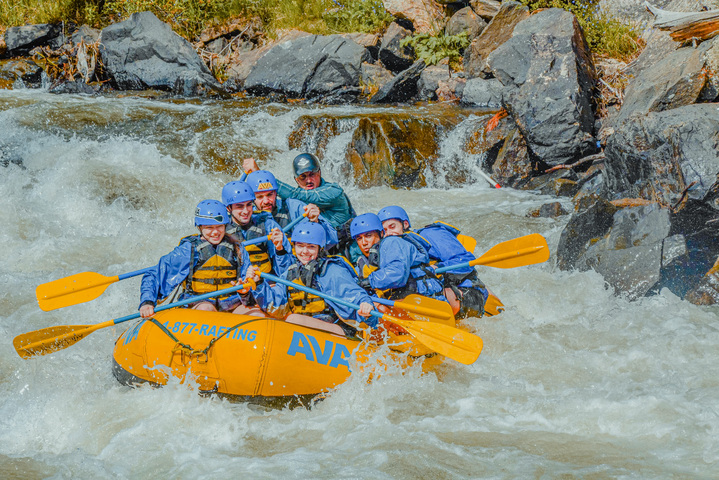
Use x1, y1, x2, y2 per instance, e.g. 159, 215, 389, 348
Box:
486, 8, 597, 167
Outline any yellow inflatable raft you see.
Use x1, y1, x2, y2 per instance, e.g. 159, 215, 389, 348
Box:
112, 292, 503, 401
112, 309, 376, 400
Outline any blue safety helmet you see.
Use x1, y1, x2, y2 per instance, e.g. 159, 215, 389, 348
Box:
195, 199, 230, 226
292, 221, 326, 248
350, 213, 383, 239
246, 170, 278, 193
292, 153, 321, 177
378, 206, 411, 229
222, 180, 255, 207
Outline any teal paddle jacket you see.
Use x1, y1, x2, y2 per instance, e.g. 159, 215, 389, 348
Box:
277, 178, 355, 228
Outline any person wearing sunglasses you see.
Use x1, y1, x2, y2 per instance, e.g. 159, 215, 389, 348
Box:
139, 199, 262, 318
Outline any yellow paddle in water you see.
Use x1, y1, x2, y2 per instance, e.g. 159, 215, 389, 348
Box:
35, 213, 309, 312
15, 282, 253, 359
258, 272, 483, 365
371, 294, 455, 325
435, 233, 549, 274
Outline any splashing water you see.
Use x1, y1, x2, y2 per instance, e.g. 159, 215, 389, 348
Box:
1, 90, 718, 478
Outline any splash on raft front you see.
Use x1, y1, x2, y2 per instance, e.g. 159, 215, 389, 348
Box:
112, 309, 378, 401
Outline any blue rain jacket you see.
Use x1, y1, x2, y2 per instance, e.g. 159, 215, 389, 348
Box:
139, 235, 252, 309
363, 235, 445, 299
252, 257, 378, 328
415, 222, 475, 275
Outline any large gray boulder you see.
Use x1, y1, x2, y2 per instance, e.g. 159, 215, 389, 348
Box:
244, 34, 370, 98
378, 22, 415, 74
616, 40, 715, 122
556, 196, 672, 300
417, 64, 450, 101
445, 7, 486, 41
99, 11, 220, 94
486, 8, 597, 167
463, 1, 529, 79
4, 23, 64, 56
604, 103, 719, 209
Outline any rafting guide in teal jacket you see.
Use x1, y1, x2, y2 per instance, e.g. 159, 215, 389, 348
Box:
245, 169, 338, 248
243, 154, 356, 252
245, 222, 377, 337
350, 213, 446, 302
139, 200, 263, 318
378, 206, 489, 318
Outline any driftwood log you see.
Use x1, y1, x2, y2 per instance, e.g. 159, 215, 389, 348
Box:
645, 1, 719, 42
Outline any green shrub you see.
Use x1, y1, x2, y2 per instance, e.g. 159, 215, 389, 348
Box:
0, 0, 394, 42
400, 32, 470, 70
323, 0, 392, 34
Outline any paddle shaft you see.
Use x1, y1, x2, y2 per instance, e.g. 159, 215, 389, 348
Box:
18, 283, 252, 357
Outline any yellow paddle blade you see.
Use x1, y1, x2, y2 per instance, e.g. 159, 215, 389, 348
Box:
36, 272, 119, 311
13, 321, 112, 359
483, 291, 505, 317
472, 233, 549, 269
457, 234, 477, 253
384, 316, 483, 365
397, 294, 455, 325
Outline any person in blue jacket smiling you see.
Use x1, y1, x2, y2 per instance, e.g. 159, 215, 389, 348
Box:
222, 180, 294, 276
139, 200, 263, 318
245, 222, 377, 337
245, 169, 338, 248
350, 213, 445, 302
378, 205, 488, 318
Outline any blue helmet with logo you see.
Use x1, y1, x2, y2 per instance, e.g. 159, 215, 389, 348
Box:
377, 206, 411, 229
246, 170, 278, 193
195, 200, 230, 226
350, 213, 383, 239
222, 180, 255, 207
292, 221, 326, 248
292, 153, 321, 177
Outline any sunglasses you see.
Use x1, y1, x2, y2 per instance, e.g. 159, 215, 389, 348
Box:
196, 213, 225, 222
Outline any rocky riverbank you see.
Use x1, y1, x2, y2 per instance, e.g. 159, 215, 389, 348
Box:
2, 0, 718, 305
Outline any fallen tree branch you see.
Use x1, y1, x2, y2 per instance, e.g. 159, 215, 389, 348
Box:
544, 152, 605, 173
645, 1, 719, 42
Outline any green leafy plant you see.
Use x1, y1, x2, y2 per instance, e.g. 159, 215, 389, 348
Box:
400, 32, 470, 72
323, 0, 392, 34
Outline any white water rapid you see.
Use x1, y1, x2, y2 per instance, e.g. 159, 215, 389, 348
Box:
1, 90, 718, 479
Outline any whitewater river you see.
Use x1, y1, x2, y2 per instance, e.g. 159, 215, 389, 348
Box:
1, 90, 718, 479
